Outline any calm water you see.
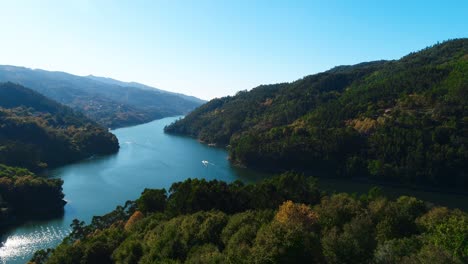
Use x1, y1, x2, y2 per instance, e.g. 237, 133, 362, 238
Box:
0, 116, 262, 263
0, 116, 466, 263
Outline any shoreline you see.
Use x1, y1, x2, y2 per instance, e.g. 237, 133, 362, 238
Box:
178, 135, 468, 197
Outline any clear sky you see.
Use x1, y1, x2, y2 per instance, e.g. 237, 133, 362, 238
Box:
0, 1, 466, 100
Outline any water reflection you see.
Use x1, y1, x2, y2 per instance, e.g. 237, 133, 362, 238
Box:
0, 116, 266, 263
0, 225, 71, 263
0, 116, 466, 263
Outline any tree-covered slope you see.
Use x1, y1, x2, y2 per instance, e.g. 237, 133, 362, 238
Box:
165, 39, 468, 190
0, 164, 65, 225
0, 67, 205, 128
31, 173, 467, 264
0, 82, 119, 171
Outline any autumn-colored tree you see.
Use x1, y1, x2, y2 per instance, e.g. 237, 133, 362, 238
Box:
33, 172, 468, 264
275, 200, 318, 229
124, 211, 144, 231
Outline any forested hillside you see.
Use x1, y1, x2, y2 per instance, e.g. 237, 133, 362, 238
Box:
0, 67, 204, 128
31, 173, 467, 264
0, 164, 65, 226
165, 39, 468, 190
0, 82, 119, 171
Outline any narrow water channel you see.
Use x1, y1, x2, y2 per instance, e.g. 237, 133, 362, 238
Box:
0, 116, 465, 263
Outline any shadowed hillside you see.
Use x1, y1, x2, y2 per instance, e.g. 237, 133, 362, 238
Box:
0, 82, 119, 171
165, 39, 468, 190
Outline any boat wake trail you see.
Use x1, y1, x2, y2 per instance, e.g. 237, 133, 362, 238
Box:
202, 160, 215, 167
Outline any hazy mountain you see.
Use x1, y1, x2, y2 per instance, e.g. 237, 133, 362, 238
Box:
86, 75, 205, 105
0, 66, 205, 128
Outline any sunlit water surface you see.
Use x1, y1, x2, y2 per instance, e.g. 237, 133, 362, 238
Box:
0, 116, 264, 263
0, 116, 466, 263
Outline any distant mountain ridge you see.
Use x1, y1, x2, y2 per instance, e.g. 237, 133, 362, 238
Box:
85, 75, 205, 104
0, 66, 205, 128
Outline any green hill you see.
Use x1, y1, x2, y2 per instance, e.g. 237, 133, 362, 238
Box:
0, 164, 65, 225
165, 39, 468, 190
0, 82, 119, 171
0, 67, 205, 128
32, 173, 467, 264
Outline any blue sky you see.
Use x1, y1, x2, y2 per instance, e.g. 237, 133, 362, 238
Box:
0, 1, 466, 100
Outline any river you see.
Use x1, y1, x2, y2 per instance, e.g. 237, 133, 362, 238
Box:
0, 116, 466, 263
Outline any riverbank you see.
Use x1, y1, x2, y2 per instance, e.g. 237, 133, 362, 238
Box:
1, 116, 466, 263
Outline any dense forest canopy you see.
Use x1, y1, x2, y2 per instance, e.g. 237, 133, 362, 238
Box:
0, 82, 119, 171
165, 39, 468, 191
0, 82, 120, 229
31, 173, 468, 264
0, 66, 204, 128
0, 164, 65, 227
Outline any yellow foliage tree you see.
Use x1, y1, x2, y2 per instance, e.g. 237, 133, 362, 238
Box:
275, 200, 318, 228
124, 211, 144, 231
